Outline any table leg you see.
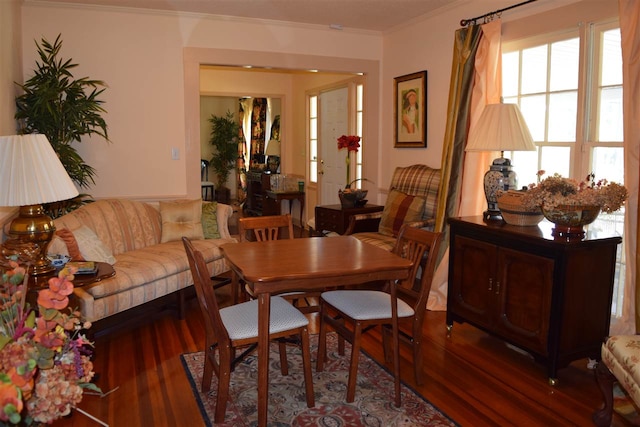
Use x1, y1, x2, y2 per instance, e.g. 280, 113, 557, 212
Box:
390, 282, 401, 407
257, 292, 271, 427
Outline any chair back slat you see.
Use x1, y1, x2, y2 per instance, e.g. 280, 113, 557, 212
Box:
183, 237, 230, 345
392, 225, 443, 315
239, 214, 294, 242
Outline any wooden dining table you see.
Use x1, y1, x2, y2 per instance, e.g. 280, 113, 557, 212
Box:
220, 235, 413, 427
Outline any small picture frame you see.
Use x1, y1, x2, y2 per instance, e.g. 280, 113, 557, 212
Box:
394, 71, 427, 148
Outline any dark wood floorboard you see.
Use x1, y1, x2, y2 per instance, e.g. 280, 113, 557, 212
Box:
52, 225, 626, 426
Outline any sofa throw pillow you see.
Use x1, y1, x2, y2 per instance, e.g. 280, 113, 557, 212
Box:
54, 228, 84, 261
378, 189, 426, 237
72, 226, 117, 264
202, 201, 221, 239
160, 199, 204, 243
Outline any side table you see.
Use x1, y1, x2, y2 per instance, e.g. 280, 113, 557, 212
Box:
315, 204, 383, 235
29, 261, 115, 289
264, 190, 305, 229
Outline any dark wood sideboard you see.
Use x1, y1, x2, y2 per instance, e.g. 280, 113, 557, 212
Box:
446, 216, 621, 384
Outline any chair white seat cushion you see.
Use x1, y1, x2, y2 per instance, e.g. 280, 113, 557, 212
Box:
321, 290, 414, 321
220, 296, 309, 340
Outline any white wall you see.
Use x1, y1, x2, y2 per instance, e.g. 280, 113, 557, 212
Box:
20, 3, 382, 200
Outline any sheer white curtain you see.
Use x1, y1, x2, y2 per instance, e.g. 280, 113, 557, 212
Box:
612, 0, 640, 334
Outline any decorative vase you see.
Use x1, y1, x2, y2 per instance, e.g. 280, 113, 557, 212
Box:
338, 189, 368, 209
541, 204, 601, 238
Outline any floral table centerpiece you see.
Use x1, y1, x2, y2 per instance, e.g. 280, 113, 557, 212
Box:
0, 257, 99, 426
337, 135, 368, 209
521, 172, 628, 238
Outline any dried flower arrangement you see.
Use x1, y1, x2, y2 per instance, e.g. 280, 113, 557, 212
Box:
521, 171, 628, 213
0, 258, 99, 426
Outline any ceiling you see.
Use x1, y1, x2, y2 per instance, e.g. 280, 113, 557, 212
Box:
34, 0, 458, 32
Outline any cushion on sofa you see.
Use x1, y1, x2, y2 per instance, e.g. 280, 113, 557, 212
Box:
159, 199, 204, 243
202, 201, 221, 239
378, 189, 425, 237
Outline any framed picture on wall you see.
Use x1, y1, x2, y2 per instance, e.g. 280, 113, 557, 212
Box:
394, 71, 427, 148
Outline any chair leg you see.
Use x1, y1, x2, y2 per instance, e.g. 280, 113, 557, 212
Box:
316, 302, 328, 372
300, 327, 315, 408
278, 340, 289, 376
346, 322, 363, 403
413, 337, 424, 385
593, 361, 616, 427
214, 345, 232, 424
202, 348, 215, 393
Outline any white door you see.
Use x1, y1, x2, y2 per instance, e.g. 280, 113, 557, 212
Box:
319, 86, 349, 205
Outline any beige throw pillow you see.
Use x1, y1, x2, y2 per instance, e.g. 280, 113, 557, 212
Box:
378, 189, 426, 237
72, 226, 117, 264
160, 199, 204, 243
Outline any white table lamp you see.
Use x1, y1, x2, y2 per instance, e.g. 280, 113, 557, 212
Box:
465, 103, 536, 221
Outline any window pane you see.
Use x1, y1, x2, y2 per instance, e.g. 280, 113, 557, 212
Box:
548, 91, 577, 142
592, 146, 624, 183
310, 118, 317, 139
357, 85, 363, 109
309, 96, 317, 116
310, 161, 317, 182
598, 87, 623, 142
550, 38, 579, 91
521, 45, 547, 94
502, 52, 519, 97
520, 95, 546, 141
511, 150, 538, 189
540, 146, 570, 177
602, 29, 622, 86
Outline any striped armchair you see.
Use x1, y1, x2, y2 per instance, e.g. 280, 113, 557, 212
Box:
345, 164, 441, 251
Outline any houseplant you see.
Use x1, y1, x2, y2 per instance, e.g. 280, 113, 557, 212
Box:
14, 34, 109, 191
0, 258, 99, 425
209, 111, 239, 200
14, 35, 108, 218
521, 172, 628, 236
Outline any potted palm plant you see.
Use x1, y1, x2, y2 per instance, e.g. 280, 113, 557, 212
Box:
209, 110, 239, 203
14, 34, 109, 216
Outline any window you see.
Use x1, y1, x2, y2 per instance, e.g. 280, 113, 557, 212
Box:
503, 20, 625, 316
309, 95, 318, 183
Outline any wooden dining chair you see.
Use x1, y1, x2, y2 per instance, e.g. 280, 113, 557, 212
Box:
182, 237, 314, 423
238, 214, 320, 313
316, 225, 443, 405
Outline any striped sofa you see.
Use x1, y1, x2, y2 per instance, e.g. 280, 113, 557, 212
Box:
50, 199, 236, 323
345, 164, 441, 251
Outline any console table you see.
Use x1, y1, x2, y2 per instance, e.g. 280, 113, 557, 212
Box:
446, 216, 621, 384
315, 204, 383, 235
265, 190, 305, 228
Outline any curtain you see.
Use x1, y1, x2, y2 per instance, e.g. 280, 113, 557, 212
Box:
614, 0, 640, 334
427, 24, 482, 311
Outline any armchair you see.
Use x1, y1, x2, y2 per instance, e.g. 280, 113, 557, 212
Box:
344, 164, 441, 251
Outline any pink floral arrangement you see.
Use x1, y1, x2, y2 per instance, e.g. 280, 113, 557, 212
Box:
337, 135, 361, 188
521, 172, 628, 213
0, 258, 99, 425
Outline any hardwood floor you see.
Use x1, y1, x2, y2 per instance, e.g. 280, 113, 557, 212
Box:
52, 225, 624, 426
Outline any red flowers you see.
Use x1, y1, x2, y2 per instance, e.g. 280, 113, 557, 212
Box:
337, 135, 360, 152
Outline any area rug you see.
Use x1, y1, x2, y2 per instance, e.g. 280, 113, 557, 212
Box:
181, 333, 457, 426
614, 383, 640, 425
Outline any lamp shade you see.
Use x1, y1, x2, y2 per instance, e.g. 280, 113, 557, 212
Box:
0, 134, 79, 207
465, 103, 536, 152
265, 139, 281, 156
